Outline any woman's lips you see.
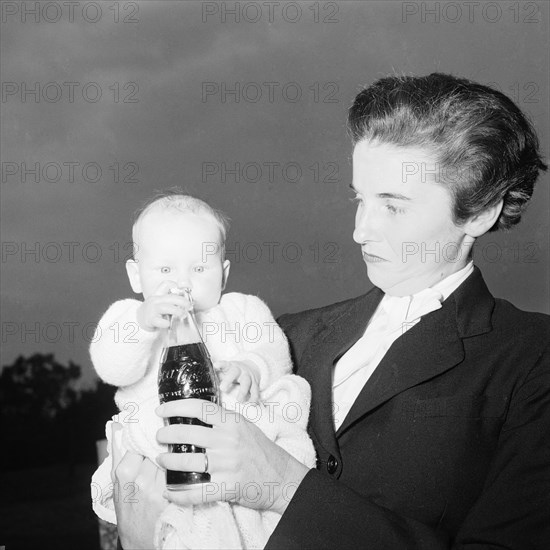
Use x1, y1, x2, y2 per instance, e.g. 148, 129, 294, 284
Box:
362, 252, 387, 263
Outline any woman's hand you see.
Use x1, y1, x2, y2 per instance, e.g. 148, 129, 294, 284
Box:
111, 423, 169, 549
156, 399, 309, 514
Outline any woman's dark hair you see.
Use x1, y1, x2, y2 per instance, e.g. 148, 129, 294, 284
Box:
348, 73, 547, 231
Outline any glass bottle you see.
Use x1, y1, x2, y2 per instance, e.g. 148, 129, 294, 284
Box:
157, 288, 220, 490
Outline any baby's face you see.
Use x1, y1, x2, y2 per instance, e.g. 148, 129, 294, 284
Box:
128, 210, 229, 311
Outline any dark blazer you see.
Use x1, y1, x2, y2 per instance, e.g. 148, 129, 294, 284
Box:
267, 267, 550, 549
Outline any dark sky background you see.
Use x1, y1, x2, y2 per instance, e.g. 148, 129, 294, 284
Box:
1, 0, 549, 387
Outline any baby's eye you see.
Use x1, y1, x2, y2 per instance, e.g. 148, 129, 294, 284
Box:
194, 266, 205, 273
349, 194, 363, 205
160, 266, 171, 274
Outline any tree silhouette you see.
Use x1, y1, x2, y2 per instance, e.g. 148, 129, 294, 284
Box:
1, 353, 80, 419
0, 353, 116, 469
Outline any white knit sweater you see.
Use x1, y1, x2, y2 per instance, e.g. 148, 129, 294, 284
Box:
90, 292, 316, 549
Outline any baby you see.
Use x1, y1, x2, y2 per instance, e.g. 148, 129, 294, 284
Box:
90, 194, 315, 549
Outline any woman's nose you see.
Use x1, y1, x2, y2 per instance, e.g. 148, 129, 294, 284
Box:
353, 224, 367, 244
353, 203, 379, 244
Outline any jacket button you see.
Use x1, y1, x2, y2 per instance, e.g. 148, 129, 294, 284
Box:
326, 455, 338, 474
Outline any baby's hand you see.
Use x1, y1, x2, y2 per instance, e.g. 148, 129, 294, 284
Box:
214, 360, 261, 403
136, 281, 191, 332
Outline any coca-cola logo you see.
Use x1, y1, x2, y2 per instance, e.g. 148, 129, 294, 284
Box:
159, 386, 215, 403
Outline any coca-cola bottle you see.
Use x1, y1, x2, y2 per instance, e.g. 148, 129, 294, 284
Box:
158, 288, 220, 490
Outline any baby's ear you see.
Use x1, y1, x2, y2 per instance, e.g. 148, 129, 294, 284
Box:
221, 259, 231, 290
125, 259, 142, 294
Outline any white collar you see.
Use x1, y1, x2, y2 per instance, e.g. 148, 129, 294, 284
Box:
429, 260, 474, 302
379, 261, 474, 322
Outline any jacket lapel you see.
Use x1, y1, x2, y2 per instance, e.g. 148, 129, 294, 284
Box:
301, 288, 384, 457
336, 267, 495, 437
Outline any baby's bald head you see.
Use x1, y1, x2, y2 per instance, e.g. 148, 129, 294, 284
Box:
132, 193, 229, 259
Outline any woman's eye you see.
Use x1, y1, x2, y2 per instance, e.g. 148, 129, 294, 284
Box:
385, 203, 405, 215
194, 266, 205, 273
160, 267, 171, 274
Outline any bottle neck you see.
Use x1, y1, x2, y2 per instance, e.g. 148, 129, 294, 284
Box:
167, 308, 203, 347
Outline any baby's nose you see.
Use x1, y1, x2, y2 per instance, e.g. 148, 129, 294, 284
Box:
176, 278, 191, 291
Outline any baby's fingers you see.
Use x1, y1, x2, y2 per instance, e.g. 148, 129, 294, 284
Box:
248, 380, 260, 404
150, 315, 171, 329
235, 373, 252, 402
154, 302, 190, 317
217, 364, 240, 392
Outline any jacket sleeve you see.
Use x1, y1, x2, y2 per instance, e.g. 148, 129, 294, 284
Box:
268, 319, 550, 549
267, 468, 451, 549
453, 342, 550, 548
222, 293, 293, 391
90, 299, 160, 387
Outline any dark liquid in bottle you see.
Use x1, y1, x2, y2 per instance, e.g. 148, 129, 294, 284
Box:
158, 343, 218, 489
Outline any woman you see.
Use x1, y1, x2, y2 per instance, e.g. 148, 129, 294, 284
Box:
113, 73, 550, 549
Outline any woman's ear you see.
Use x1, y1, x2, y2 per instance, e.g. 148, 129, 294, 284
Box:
464, 200, 504, 238
125, 259, 143, 294
221, 260, 231, 291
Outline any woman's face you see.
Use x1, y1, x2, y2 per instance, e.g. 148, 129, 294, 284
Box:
351, 140, 474, 296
